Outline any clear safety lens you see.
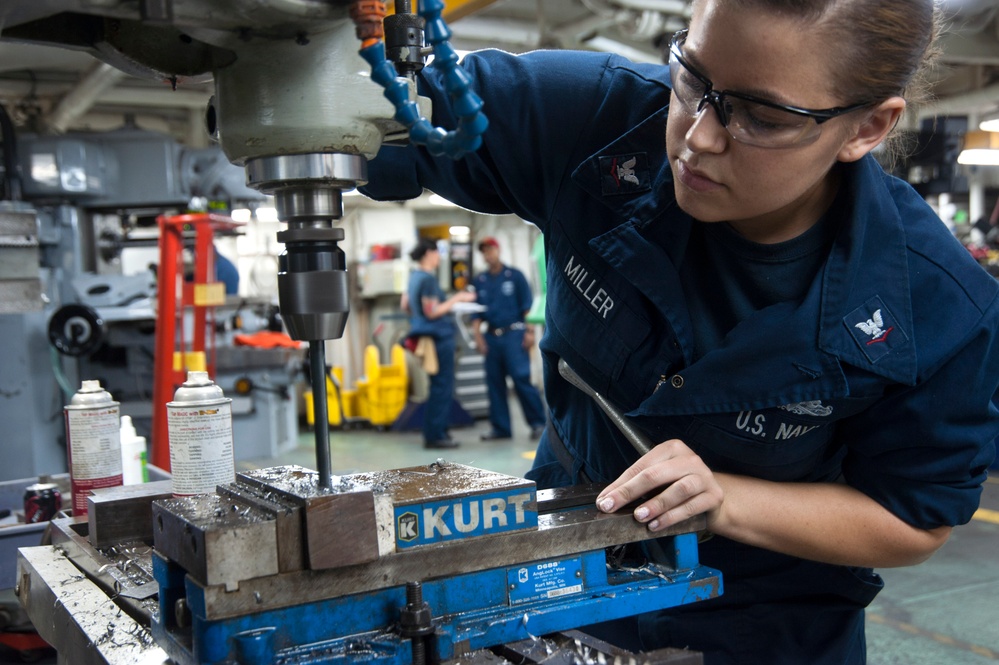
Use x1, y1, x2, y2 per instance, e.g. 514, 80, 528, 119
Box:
669, 47, 822, 148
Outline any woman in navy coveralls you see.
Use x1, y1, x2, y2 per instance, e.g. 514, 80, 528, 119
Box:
404, 238, 476, 448
363, 0, 999, 661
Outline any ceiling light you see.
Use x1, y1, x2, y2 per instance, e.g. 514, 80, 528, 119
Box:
958, 149, 999, 166
958, 130, 999, 165
980, 117, 999, 133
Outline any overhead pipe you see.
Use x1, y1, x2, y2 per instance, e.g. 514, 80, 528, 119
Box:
584, 36, 662, 63
611, 0, 689, 15
917, 81, 999, 124
45, 62, 126, 133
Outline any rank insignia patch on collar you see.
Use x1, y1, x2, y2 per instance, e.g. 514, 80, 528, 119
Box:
844, 297, 908, 363
599, 153, 651, 196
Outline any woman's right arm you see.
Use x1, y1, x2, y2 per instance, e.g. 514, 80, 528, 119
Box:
361, 49, 642, 230
423, 290, 476, 320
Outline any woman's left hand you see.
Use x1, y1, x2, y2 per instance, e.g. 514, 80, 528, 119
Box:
595, 439, 724, 532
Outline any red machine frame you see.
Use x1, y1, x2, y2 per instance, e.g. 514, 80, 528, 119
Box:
150, 213, 242, 470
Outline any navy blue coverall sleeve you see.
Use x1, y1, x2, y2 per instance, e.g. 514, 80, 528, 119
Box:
839, 293, 999, 528
362, 49, 668, 232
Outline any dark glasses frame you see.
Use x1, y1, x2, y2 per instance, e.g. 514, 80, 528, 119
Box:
668, 29, 872, 126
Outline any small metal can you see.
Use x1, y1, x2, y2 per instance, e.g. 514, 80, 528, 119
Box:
167, 370, 235, 496
24, 483, 62, 523
65, 379, 122, 516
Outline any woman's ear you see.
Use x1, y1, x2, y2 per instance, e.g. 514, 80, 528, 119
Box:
837, 97, 906, 163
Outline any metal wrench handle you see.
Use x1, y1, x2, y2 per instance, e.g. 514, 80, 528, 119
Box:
557, 358, 652, 455
559, 359, 685, 566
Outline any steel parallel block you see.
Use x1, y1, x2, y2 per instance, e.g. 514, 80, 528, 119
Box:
152, 493, 279, 591
217, 481, 306, 573
87, 480, 174, 547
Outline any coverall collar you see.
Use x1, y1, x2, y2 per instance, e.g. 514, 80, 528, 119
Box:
570, 111, 917, 415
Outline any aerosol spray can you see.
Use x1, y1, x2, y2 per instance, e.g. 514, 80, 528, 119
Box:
167, 371, 235, 496
64, 380, 122, 516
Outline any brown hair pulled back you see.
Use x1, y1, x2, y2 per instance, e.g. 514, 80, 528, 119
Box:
725, 0, 938, 103
719, 0, 940, 159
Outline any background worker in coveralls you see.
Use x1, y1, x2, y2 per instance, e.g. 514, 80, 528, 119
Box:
472, 236, 547, 441
362, 0, 999, 661
403, 238, 476, 449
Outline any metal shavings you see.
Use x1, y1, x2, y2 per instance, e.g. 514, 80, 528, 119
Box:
521, 612, 539, 642
612, 656, 639, 665
124, 621, 157, 648
605, 544, 628, 568
576, 639, 602, 665
57, 574, 85, 587
94, 542, 156, 590
608, 560, 680, 584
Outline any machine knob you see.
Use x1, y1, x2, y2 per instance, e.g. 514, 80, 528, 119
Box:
48, 304, 105, 356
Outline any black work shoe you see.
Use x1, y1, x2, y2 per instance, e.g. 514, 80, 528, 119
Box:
480, 431, 512, 441
425, 439, 460, 449
529, 426, 545, 439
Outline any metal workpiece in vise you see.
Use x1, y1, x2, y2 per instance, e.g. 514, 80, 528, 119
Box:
132, 462, 723, 665
15, 463, 720, 663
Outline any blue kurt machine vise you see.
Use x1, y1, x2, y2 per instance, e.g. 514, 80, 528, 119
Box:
149, 462, 722, 665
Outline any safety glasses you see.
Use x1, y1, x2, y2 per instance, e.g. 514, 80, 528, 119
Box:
668, 29, 872, 148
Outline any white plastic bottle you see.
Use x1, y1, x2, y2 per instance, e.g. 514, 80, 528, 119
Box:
119, 416, 148, 485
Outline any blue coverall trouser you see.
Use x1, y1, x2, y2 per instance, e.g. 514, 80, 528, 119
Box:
424, 335, 456, 444
484, 329, 546, 437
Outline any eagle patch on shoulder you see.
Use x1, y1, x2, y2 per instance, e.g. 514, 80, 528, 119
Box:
844, 297, 908, 363
598, 153, 651, 196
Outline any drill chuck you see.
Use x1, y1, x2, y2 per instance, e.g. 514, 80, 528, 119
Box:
277, 225, 350, 341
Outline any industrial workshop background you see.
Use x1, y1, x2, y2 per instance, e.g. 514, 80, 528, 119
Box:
0, 0, 998, 664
